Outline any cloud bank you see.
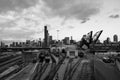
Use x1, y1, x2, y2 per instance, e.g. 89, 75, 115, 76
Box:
43, 0, 102, 21
0, 0, 38, 13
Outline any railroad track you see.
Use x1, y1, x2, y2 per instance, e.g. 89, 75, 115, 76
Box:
43, 63, 56, 80
63, 58, 73, 80
32, 63, 49, 80
37, 63, 49, 80
0, 65, 21, 80
45, 57, 65, 80
0, 56, 22, 73
77, 61, 92, 80
0, 55, 10, 59
0, 55, 23, 80
0, 54, 7, 57
0, 56, 22, 67
0, 55, 18, 63
63, 58, 82, 80
68, 58, 82, 80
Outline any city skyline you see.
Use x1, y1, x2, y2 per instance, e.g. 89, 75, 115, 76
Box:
1, 33, 120, 46
0, 0, 120, 42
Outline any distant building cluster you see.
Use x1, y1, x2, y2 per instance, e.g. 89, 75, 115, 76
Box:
0, 39, 42, 48
103, 34, 119, 44
0, 25, 76, 48
62, 36, 76, 45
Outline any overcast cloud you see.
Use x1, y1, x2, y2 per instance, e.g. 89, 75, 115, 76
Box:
43, 0, 102, 21
0, 0, 38, 13
0, 0, 120, 42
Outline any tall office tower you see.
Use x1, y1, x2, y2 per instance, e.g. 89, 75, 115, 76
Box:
47, 30, 50, 47
70, 36, 73, 44
49, 36, 52, 44
44, 26, 48, 48
12, 42, 16, 47
0, 42, 5, 47
113, 34, 118, 42
38, 38, 42, 47
15, 42, 19, 47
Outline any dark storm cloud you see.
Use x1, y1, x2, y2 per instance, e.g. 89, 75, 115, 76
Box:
0, 0, 38, 13
109, 14, 119, 18
43, 0, 102, 20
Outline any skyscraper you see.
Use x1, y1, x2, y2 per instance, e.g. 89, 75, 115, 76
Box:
49, 36, 52, 44
113, 34, 118, 42
44, 25, 49, 48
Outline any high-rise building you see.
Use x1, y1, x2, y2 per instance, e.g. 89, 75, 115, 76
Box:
63, 37, 70, 45
12, 42, 16, 47
113, 34, 118, 42
16, 42, 19, 47
38, 38, 42, 47
0, 42, 5, 47
26, 40, 31, 45
49, 36, 52, 42
49, 35, 53, 45
70, 36, 74, 44
44, 26, 49, 48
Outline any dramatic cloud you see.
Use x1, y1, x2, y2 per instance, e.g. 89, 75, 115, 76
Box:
109, 14, 119, 18
43, 0, 102, 21
0, 0, 38, 13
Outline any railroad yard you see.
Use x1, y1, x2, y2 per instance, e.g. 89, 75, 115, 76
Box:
0, 50, 120, 80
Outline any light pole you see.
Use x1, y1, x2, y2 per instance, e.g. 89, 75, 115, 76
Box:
57, 30, 59, 41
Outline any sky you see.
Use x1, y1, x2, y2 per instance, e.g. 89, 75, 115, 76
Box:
0, 0, 120, 43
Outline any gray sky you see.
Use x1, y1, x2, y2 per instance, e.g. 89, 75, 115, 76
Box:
0, 0, 120, 42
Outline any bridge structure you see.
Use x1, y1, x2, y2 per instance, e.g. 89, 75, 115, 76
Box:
90, 43, 120, 52
0, 47, 50, 52
79, 30, 103, 51
78, 30, 120, 52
